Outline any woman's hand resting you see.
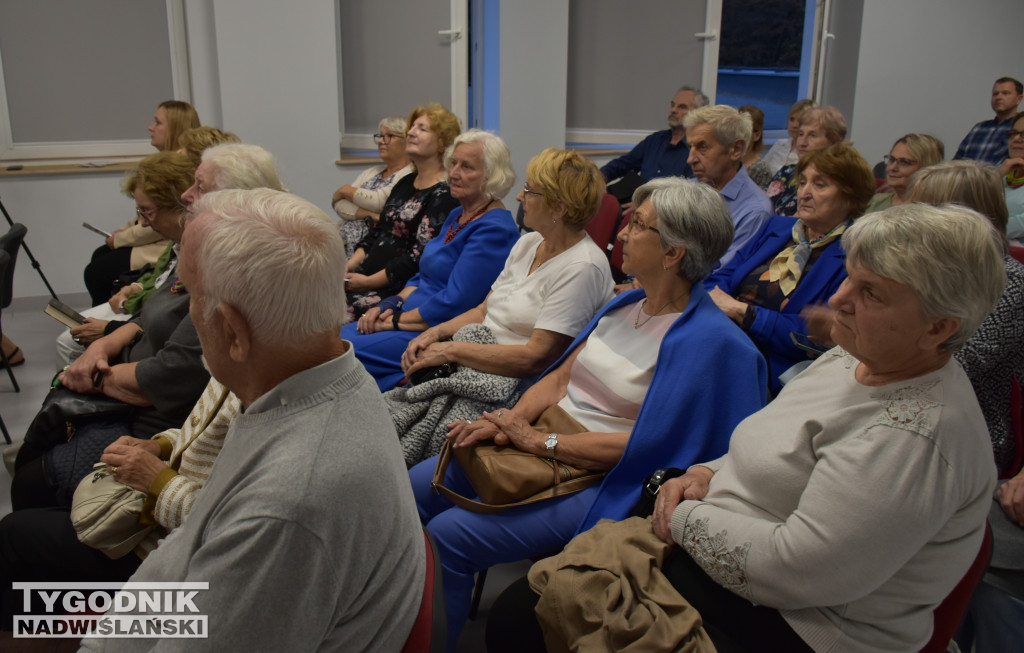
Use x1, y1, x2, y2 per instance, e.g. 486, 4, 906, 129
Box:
652, 466, 714, 544
99, 436, 168, 493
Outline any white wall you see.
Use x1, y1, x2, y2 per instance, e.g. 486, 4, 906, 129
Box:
209, 0, 340, 212
498, 0, 569, 207
0, 173, 128, 299
848, 0, 1022, 164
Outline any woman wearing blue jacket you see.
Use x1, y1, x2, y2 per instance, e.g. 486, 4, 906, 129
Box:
408, 177, 767, 649
706, 144, 875, 394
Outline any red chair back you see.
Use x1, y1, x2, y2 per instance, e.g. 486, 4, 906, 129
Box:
919, 524, 992, 653
609, 208, 633, 279
401, 529, 446, 653
585, 193, 622, 256
1010, 245, 1024, 266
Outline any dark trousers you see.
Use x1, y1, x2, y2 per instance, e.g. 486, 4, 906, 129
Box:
84, 246, 132, 305
0, 507, 142, 630
486, 549, 814, 653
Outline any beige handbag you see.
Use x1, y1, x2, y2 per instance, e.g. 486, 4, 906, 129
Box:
431, 404, 606, 514
71, 464, 153, 559
70, 391, 227, 559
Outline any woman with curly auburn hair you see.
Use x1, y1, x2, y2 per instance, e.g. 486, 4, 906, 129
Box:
345, 103, 461, 317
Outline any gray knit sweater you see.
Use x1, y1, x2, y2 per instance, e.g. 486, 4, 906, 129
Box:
81, 345, 424, 652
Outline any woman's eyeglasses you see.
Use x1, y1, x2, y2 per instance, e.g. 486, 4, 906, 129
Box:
521, 183, 544, 199
136, 206, 157, 219
883, 154, 918, 168
373, 133, 404, 145
628, 213, 660, 234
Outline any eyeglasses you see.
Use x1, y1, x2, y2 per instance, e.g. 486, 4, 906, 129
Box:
628, 213, 660, 234
884, 154, 918, 168
136, 206, 157, 219
521, 183, 544, 199
1009, 130, 1024, 140
373, 133, 404, 145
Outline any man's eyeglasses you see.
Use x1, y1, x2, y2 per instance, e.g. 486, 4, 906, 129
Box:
373, 133, 404, 145
1009, 130, 1024, 140
628, 213, 660, 234
883, 154, 918, 168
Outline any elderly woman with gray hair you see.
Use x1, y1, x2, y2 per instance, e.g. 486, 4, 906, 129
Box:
332, 116, 413, 257
344, 129, 520, 390
409, 176, 768, 646
56, 143, 285, 365
492, 203, 1005, 653
640, 204, 1004, 652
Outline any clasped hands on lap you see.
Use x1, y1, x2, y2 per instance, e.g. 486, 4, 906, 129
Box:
445, 409, 541, 451
99, 436, 168, 493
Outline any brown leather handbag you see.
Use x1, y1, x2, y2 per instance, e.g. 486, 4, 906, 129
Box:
431, 405, 606, 514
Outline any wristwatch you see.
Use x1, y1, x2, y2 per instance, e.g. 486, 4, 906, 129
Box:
545, 433, 558, 457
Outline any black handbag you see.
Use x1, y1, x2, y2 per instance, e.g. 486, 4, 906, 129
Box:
17, 385, 134, 470
408, 362, 457, 386
628, 467, 686, 518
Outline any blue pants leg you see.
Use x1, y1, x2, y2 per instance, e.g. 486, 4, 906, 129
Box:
409, 455, 599, 651
957, 580, 1024, 653
341, 322, 414, 391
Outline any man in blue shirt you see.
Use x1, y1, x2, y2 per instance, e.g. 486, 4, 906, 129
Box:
684, 105, 771, 268
954, 77, 1023, 165
600, 86, 708, 188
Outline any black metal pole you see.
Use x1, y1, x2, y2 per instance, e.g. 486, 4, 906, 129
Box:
0, 194, 59, 301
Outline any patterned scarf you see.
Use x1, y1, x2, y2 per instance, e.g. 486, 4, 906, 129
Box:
768, 219, 851, 295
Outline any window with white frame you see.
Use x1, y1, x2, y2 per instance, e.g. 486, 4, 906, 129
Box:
0, 0, 190, 161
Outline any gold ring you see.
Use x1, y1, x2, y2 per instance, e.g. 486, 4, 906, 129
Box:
110, 466, 118, 475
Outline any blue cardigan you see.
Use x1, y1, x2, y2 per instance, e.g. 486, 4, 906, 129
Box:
705, 215, 848, 394
561, 286, 767, 535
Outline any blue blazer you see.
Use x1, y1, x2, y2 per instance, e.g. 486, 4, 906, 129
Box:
705, 215, 848, 394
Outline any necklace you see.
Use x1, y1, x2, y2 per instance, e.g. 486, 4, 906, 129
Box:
630, 292, 688, 329
445, 201, 491, 243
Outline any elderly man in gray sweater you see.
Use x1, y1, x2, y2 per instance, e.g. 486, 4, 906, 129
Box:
80, 188, 425, 652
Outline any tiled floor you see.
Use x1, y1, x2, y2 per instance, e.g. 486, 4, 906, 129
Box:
0, 292, 531, 652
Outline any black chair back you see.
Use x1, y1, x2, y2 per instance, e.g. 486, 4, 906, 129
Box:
0, 223, 27, 309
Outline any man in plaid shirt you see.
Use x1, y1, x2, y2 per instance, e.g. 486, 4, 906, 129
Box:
954, 77, 1023, 165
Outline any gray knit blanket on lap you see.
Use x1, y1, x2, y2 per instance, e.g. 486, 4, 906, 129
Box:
384, 323, 521, 467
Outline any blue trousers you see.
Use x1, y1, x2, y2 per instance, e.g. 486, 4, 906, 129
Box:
955, 580, 1024, 653
341, 322, 416, 391
409, 454, 600, 651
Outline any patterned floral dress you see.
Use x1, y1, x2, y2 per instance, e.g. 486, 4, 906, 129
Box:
348, 174, 457, 317
339, 165, 412, 258
765, 163, 799, 216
